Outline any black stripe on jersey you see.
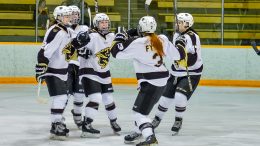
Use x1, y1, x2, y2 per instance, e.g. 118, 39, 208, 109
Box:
46, 27, 61, 44
46, 67, 68, 75
37, 49, 49, 64
57, 23, 68, 33
136, 71, 169, 80
171, 64, 203, 73
111, 37, 137, 58
79, 68, 111, 78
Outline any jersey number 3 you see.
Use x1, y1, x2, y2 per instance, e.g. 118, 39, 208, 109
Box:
146, 45, 163, 67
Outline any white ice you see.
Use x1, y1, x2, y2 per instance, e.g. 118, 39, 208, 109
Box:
0, 84, 260, 146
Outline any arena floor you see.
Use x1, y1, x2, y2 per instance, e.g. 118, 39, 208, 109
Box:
0, 84, 260, 146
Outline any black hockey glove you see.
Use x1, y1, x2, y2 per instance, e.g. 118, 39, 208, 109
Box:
71, 31, 90, 49
114, 26, 128, 42
35, 63, 48, 83
127, 28, 139, 37
175, 36, 187, 60
78, 47, 93, 59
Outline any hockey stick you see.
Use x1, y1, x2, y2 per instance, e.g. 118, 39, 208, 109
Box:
87, 6, 92, 28
251, 41, 260, 55
36, 78, 48, 104
145, 0, 152, 15
94, 0, 98, 13
173, 0, 193, 92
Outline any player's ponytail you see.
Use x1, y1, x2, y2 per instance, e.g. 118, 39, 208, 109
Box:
149, 33, 164, 57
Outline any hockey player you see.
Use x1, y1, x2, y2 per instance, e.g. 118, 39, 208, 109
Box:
78, 13, 121, 138
110, 16, 182, 146
35, 6, 72, 140
152, 13, 203, 135
66, 5, 89, 129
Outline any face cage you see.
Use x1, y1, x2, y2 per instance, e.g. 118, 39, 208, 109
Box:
96, 20, 111, 35
57, 14, 72, 26
71, 12, 81, 25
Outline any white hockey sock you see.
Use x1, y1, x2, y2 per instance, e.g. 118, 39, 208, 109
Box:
175, 92, 188, 118
102, 93, 117, 121
134, 112, 153, 139
50, 94, 68, 123
85, 93, 102, 120
156, 96, 174, 120
73, 93, 84, 114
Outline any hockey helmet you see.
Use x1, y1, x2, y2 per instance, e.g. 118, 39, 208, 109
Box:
53, 6, 72, 25
138, 16, 157, 33
93, 13, 111, 34
69, 5, 81, 24
176, 13, 194, 28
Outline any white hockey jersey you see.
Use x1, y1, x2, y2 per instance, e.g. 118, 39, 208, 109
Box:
69, 25, 89, 66
79, 32, 115, 84
111, 34, 181, 87
171, 30, 203, 77
38, 23, 72, 81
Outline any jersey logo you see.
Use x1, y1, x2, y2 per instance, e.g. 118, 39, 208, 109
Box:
95, 47, 111, 69
146, 45, 163, 67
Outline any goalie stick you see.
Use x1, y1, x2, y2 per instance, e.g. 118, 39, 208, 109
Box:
251, 41, 260, 55
173, 0, 193, 92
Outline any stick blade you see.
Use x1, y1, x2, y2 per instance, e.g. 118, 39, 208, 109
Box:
251, 41, 260, 55
36, 97, 48, 104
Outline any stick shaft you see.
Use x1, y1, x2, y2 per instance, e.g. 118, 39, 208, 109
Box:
94, 0, 98, 13
37, 78, 41, 97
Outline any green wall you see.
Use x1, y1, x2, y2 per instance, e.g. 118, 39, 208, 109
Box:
0, 44, 260, 80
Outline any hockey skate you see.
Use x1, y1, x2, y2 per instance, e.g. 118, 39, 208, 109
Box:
171, 117, 183, 136
110, 119, 121, 134
81, 117, 100, 138
151, 116, 161, 129
71, 109, 83, 129
136, 134, 158, 146
124, 132, 142, 144
49, 122, 69, 141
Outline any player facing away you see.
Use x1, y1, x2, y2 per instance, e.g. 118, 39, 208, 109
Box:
35, 6, 72, 140
66, 5, 89, 129
152, 13, 203, 135
78, 13, 121, 138
110, 16, 183, 146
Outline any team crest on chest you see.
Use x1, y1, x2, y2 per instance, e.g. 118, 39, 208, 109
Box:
95, 47, 111, 69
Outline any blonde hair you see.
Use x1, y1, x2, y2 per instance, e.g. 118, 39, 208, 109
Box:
148, 33, 164, 57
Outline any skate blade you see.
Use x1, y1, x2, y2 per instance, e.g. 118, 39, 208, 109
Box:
172, 131, 179, 136
113, 130, 121, 136
81, 132, 100, 138
49, 134, 67, 141
124, 139, 141, 144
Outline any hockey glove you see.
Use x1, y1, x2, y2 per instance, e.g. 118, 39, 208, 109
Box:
127, 28, 139, 37
71, 31, 90, 49
114, 26, 128, 42
78, 47, 93, 59
35, 63, 48, 83
175, 36, 187, 60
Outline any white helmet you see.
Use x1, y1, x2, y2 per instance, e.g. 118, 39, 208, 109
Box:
176, 13, 194, 28
93, 13, 110, 34
53, 6, 72, 22
138, 16, 157, 33
69, 5, 81, 24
